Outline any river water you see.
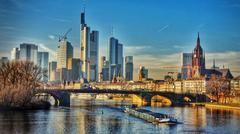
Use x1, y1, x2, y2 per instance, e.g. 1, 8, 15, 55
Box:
0, 98, 240, 134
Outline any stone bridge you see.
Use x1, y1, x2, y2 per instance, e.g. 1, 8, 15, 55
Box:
37, 89, 208, 107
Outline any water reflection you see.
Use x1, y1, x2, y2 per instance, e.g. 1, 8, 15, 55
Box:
0, 100, 240, 134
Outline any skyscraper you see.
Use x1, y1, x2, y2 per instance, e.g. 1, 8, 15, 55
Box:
90, 30, 99, 82
80, 11, 91, 81
192, 33, 205, 78
102, 60, 110, 81
181, 53, 192, 79
10, 47, 20, 61
67, 58, 81, 81
109, 37, 123, 81
37, 52, 49, 81
19, 43, 38, 64
57, 40, 73, 69
49, 61, 57, 82
125, 56, 133, 81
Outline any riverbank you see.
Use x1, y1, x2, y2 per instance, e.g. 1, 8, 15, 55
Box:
190, 102, 240, 110
0, 101, 51, 111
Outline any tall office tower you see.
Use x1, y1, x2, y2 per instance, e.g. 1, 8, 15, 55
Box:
181, 53, 192, 79
138, 66, 148, 81
102, 60, 110, 81
49, 61, 57, 81
10, 47, 20, 61
0, 57, 9, 67
90, 30, 99, 82
67, 58, 81, 81
109, 37, 123, 81
80, 11, 91, 81
19, 43, 38, 64
100, 56, 106, 74
37, 52, 49, 82
125, 56, 133, 81
192, 33, 205, 78
57, 40, 73, 69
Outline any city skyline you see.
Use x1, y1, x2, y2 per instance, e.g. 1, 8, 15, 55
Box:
0, 0, 240, 79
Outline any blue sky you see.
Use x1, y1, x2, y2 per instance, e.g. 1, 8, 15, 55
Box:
0, 0, 240, 79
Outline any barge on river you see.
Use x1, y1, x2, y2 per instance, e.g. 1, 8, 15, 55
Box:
123, 107, 179, 124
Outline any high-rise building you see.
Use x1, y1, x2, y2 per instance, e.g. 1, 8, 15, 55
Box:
192, 33, 205, 78
138, 66, 148, 81
19, 43, 38, 64
67, 58, 81, 81
125, 56, 133, 81
37, 52, 49, 82
90, 30, 99, 82
57, 40, 73, 69
10, 47, 20, 61
0, 57, 9, 67
49, 61, 57, 81
109, 37, 123, 81
80, 11, 91, 81
102, 60, 110, 81
181, 53, 192, 79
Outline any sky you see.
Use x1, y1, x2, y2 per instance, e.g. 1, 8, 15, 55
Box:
0, 0, 240, 79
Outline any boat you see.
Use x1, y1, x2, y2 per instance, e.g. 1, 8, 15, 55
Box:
123, 106, 179, 124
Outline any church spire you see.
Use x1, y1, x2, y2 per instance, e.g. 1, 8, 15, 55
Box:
197, 32, 200, 47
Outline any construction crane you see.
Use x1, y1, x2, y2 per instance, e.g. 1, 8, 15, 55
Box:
58, 28, 72, 42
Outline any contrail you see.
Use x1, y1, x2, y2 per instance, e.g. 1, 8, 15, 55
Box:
158, 25, 169, 32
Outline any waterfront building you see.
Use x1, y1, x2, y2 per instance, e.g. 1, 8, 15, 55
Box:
49, 61, 57, 82
0, 57, 9, 67
138, 66, 148, 81
10, 47, 20, 61
125, 56, 133, 81
19, 43, 38, 64
90, 30, 99, 82
56, 68, 68, 82
80, 11, 91, 81
57, 40, 73, 69
192, 33, 205, 78
181, 53, 192, 79
37, 52, 49, 81
67, 58, 81, 81
231, 76, 240, 95
109, 37, 123, 81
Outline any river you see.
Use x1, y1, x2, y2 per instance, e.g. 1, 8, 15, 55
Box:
0, 98, 240, 134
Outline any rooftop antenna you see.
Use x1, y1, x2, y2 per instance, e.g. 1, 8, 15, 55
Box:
111, 26, 114, 37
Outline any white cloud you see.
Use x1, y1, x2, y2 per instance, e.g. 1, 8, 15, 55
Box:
48, 35, 55, 40
157, 25, 169, 32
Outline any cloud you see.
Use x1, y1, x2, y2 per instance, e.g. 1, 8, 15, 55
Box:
157, 25, 169, 32
48, 35, 56, 40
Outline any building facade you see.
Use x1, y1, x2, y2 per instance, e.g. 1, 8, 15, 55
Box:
90, 30, 99, 82
37, 52, 49, 81
49, 61, 57, 82
80, 11, 91, 81
181, 53, 192, 79
125, 56, 133, 81
19, 43, 38, 64
109, 37, 123, 81
67, 58, 81, 81
57, 40, 73, 69
0, 57, 9, 67
139, 66, 148, 81
10, 47, 20, 61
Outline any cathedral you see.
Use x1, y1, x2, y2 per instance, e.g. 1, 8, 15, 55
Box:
192, 33, 205, 78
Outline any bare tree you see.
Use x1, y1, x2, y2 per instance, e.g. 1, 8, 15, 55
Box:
206, 75, 230, 104
0, 61, 47, 108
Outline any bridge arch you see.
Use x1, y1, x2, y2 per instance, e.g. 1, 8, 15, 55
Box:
36, 91, 70, 107
151, 95, 172, 107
